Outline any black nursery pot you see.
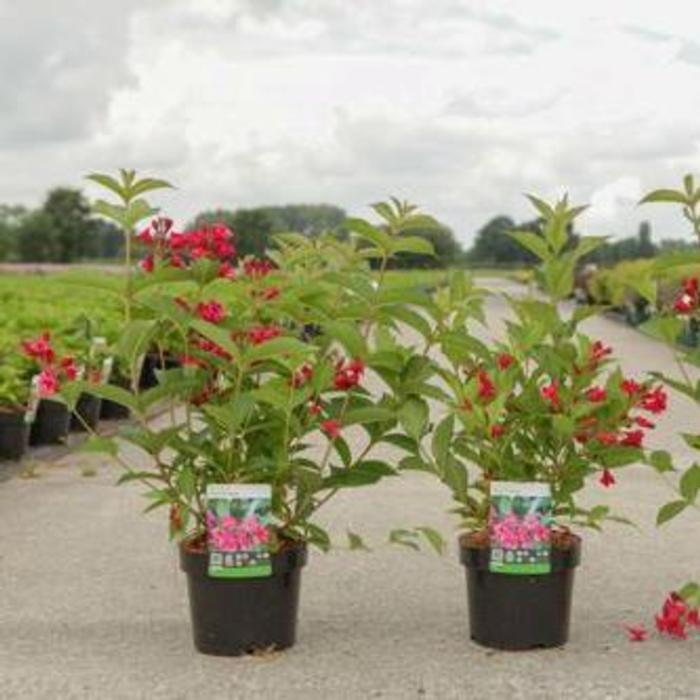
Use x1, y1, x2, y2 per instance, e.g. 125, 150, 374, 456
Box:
180, 540, 307, 656
100, 395, 130, 420
29, 399, 71, 446
0, 410, 29, 461
139, 353, 181, 390
71, 393, 102, 432
460, 534, 581, 650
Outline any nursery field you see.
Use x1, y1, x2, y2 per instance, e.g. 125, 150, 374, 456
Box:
0, 277, 698, 700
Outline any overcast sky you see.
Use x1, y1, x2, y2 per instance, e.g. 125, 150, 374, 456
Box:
2, 0, 700, 244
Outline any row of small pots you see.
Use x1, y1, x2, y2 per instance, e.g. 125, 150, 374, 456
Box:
0, 353, 164, 464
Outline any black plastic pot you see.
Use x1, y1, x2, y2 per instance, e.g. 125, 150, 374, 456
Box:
460, 534, 581, 650
100, 396, 130, 420
71, 393, 102, 432
139, 353, 181, 390
29, 399, 71, 446
180, 540, 307, 656
0, 409, 29, 461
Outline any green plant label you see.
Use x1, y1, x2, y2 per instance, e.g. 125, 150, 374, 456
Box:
24, 375, 41, 425
206, 484, 272, 579
488, 481, 552, 575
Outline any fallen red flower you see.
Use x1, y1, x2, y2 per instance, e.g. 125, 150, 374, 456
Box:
599, 469, 616, 487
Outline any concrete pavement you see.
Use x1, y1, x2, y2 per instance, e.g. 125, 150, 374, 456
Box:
1, 280, 700, 699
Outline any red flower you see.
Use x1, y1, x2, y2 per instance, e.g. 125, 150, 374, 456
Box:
292, 364, 313, 388
655, 593, 689, 639
674, 295, 695, 314
541, 379, 560, 407
590, 341, 612, 364
21, 332, 55, 364
262, 287, 280, 301
196, 301, 226, 324
625, 624, 648, 642
193, 337, 232, 361
219, 262, 236, 279
599, 469, 616, 487
620, 429, 644, 447
60, 356, 78, 381
477, 369, 496, 401
586, 386, 607, 402
244, 258, 274, 279
496, 353, 515, 370
595, 431, 618, 446
634, 415, 655, 429
179, 354, 206, 368
140, 254, 155, 273
641, 387, 668, 414
674, 277, 699, 314
308, 401, 322, 417
37, 368, 59, 397
490, 424, 505, 439
247, 325, 282, 346
334, 358, 365, 390
321, 419, 341, 440
621, 379, 642, 396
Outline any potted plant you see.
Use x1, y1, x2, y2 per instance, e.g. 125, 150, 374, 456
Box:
61, 170, 441, 655
0, 351, 33, 462
21, 332, 78, 446
414, 196, 667, 649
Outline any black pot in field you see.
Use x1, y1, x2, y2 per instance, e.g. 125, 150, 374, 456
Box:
0, 409, 29, 461
29, 399, 71, 446
460, 534, 581, 650
71, 393, 102, 432
180, 540, 307, 656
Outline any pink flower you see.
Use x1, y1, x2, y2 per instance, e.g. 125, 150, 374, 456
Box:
490, 424, 505, 439
60, 356, 78, 381
334, 358, 365, 390
655, 593, 690, 639
640, 387, 668, 414
599, 469, 616, 487
321, 419, 342, 440
541, 379, 560, 408
621, 379, 642, 396
634, 416, 655, 429
246, 325, 282, 346
477, 369, 496, 401
196, 301, 226, 324
586, 386, 607, 402
21, 332, 55, 364
140, 254, 155, 273
625, 624, 648, 642
219, 262, 236, 279
595, 431, 618, 446
496, 353, 515, 370
620, 429, 644, 448
244, 258, 274, 278
38, 368, 59, 397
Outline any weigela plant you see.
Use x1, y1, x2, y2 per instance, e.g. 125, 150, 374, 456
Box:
62, 171, 443, 551
414, 195, 666, 532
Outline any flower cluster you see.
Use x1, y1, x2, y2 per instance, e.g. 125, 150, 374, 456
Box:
490, 511, 550, 550
626, 592, 700, 642
206, 511, 269, 552
138, 217, 236, 277
673, 277, 699, 314
333, 358, 365, 390
20, 332, 78, 398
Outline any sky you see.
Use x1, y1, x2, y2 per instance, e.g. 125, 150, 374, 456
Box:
2, 0, 700, 245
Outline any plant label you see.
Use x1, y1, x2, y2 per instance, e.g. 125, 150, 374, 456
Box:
101, 357, 114, 384
488, 481, 552, 575
25, 375, 41, 425
206, 484, 273, 579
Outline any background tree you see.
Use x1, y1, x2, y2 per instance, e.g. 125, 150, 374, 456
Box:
392, 222, 461, 269
0, 205, 28, 261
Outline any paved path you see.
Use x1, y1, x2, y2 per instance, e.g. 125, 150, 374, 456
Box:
1, 280, 700, 699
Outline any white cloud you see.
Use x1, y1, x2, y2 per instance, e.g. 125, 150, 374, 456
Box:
2, 0, 700, 244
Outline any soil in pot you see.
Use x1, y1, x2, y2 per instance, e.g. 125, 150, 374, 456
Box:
71, 393, 102, 432
29, 399, 71, 446
460, 530, 581, 650
0, 409, 29, 461
180, 537, 307, 656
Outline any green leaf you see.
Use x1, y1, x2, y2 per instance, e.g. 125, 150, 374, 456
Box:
525, 193, 554, 218
86, 173, 127, 200
388, 528, 420, 550
681, 433, 700, 450
648, 450, 674, 473
432, 415, 454, 470
657, 499, 688, 526
347, 531, 371, 551
343, 406, 396, 426
345, 218, 393, 252
324, 320, 368, 358
189, 320, 241, 363
508, 230, 550, 261
640, 316, 684, 345
245, 336, 312, 365
640, 189, 689, 205
71, 382, 138, 412
391, 235, 435, 256
680, 464, 700, 502
415, 526, 446, 555
322, 460, 395, 488
399, 398, 429, 441
115, 320, 158, 377
129, 177, 174, 198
